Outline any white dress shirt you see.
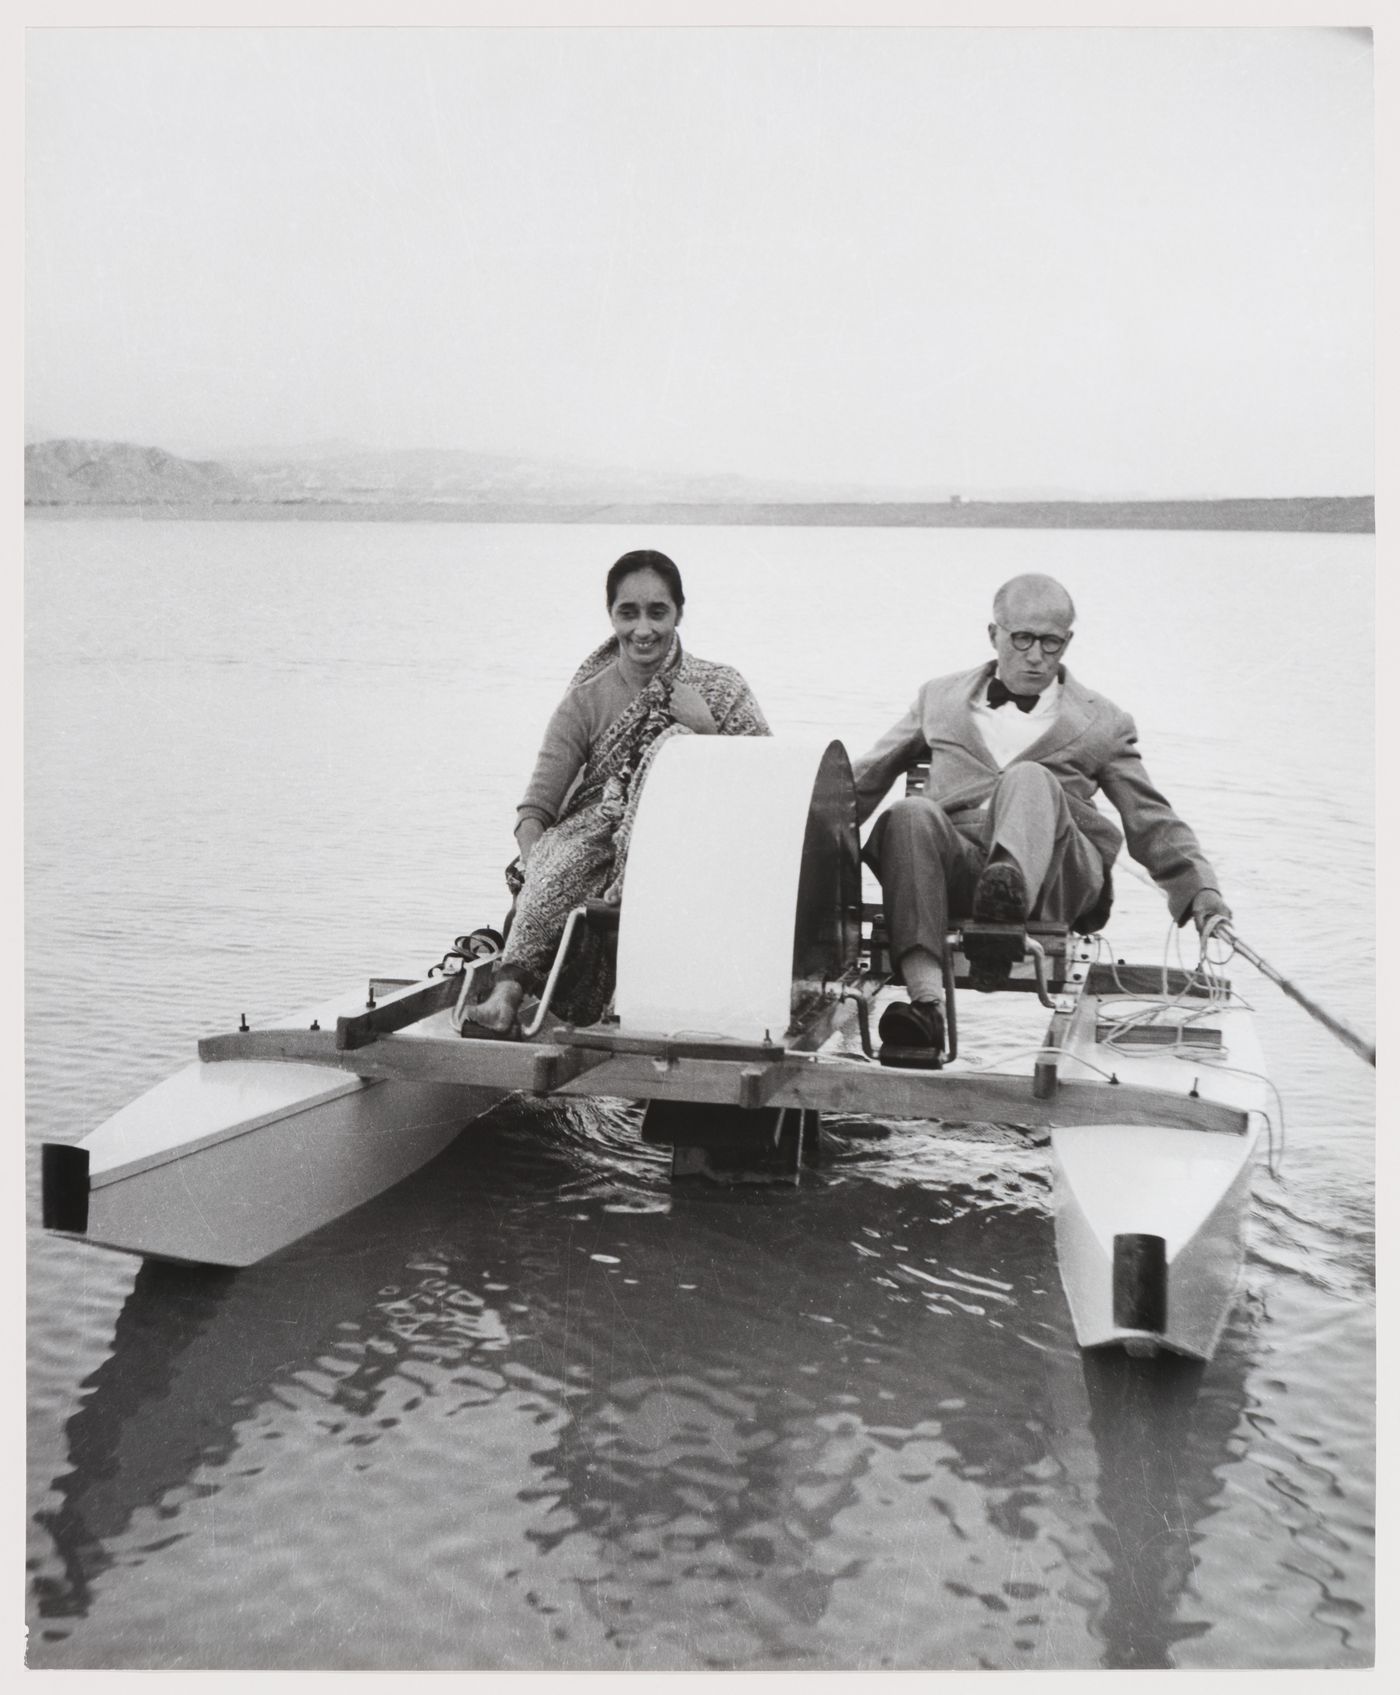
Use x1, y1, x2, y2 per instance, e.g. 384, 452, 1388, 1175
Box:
971, 674, 1061, 772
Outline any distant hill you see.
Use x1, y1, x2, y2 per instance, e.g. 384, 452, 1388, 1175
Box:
25, 439, 250, 505
23, 438, 1375, 532
26, 437, 921, 509
218, 444, 918, 507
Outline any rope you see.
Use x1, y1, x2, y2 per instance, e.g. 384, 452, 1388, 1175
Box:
1111, 860, 1375, 1069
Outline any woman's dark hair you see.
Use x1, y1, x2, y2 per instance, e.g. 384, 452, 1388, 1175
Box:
605, 550, 685, 613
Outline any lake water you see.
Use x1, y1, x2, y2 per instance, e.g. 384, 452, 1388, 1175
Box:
24, 518, 1375, 1670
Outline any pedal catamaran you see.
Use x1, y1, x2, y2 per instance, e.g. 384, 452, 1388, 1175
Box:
41, 736, 1275, 1361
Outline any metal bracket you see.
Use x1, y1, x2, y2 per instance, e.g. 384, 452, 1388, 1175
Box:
1025, 937, 1056, 1009
517, 901, 621, 1038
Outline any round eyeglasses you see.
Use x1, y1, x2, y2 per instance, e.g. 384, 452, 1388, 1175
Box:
998, 626, 1069, 656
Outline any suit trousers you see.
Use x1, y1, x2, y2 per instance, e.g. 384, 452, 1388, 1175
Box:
863, 764, 1106, 971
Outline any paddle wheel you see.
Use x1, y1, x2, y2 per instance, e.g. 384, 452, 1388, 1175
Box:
572, 735, 864, 1183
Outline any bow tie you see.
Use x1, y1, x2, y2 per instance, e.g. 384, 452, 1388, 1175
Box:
987, 676, 1040, 713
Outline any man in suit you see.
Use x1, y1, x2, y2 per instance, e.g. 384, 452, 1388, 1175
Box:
854, 573, 1231, 1066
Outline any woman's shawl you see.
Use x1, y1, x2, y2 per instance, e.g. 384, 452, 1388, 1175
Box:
561, 636, 770, 829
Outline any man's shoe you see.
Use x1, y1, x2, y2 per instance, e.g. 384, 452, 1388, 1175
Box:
965, 861, 1029, 991
972, 860, 1029, 925
878, 999, 946, 1069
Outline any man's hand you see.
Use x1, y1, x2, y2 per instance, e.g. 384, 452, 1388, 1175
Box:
1189, 888, 1232, 935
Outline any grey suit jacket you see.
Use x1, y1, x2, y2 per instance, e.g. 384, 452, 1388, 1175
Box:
851, 661, 1220, 924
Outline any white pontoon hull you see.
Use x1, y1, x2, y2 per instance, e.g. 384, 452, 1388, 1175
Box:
44, 993, 507, 1268
1049, 981, 1270, 1360
1052, 1120, 1262, 1360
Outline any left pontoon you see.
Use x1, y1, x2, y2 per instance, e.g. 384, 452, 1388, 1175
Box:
40, 975, 511, 1267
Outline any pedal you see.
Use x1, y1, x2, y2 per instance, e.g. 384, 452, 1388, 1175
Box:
877, 1045, 945, 1071
960, 921, 1026, 991
960, 921, 1028, 962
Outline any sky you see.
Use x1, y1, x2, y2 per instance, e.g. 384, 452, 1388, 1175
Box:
25, 23, 1375, 498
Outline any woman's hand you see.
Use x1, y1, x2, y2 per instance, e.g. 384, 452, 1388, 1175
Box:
516, 817, 545, 870
668, 681, 718, 735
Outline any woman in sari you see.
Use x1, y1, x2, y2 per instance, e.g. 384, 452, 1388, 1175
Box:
464, 550, 770, 1034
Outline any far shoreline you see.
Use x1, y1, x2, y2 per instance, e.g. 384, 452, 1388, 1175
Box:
23, 494, 1374, 534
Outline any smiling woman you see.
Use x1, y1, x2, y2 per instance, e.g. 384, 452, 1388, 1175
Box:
463, 549, 771, 1034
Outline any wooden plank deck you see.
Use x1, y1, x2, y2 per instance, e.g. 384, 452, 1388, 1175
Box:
197, 1021, 1248, 1135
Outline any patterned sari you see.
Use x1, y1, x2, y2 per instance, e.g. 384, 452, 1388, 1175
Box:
494, 637, 770, 1024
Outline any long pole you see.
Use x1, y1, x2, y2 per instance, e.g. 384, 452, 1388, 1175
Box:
1220, 924, 1376, 1069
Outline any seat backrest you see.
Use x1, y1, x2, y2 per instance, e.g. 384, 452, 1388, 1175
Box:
904, 761, 930, 797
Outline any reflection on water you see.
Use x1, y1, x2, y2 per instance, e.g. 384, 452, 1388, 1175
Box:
1082, 1350, 1229, 1670
32, 1101, 1287, 1671
33, 1265, 243, 1628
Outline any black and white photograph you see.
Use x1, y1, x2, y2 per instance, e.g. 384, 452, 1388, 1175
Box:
22, 7, 1378, 1676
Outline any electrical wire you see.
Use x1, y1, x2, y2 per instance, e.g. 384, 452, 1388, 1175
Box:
1185, 1053, 1287, 1178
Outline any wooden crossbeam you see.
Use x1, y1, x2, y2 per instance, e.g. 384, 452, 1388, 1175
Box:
548, 1054, 1249, 1134
194, 1019, 1245, 1132
1084, 963, 1229, 1000
197, 1025, 609, 1094
334, 973, 464, 1049
1095, 1023, 1225, 1049
737, 1064, 784, 1109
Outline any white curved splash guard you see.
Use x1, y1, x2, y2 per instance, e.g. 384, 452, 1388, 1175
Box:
615, 736, 846, 1041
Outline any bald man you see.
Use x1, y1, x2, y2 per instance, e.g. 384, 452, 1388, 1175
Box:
853, 574, 1231, 1066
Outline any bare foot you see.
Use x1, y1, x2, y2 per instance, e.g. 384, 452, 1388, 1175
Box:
465, 979, 525, 1034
